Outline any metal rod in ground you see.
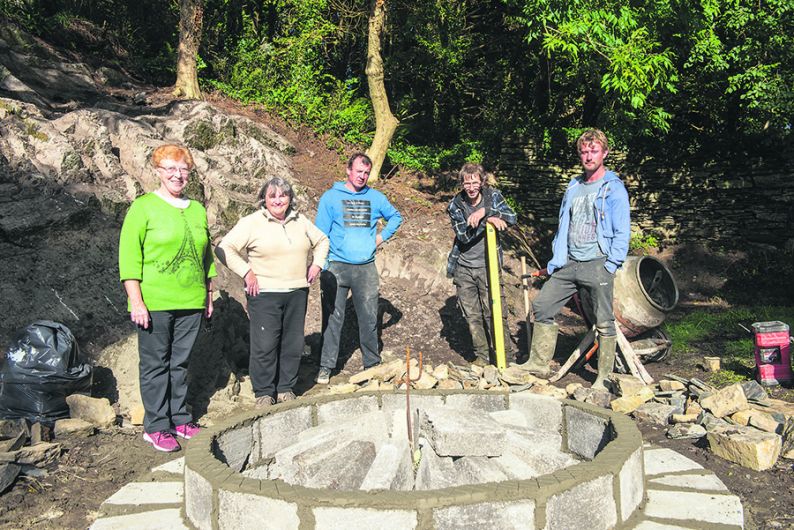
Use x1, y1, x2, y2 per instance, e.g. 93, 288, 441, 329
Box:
486, 224, 506, 370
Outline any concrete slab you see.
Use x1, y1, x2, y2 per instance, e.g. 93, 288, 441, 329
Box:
359, 441, 414, 491
90, 509, 188, 530
298, 410, 388, 444
643, 490, 743, 527
643, 448, 703, 476
494, 451, 542, 480
630, 522, 696, 530
509, 393, 562, 432
152, 457, 184, 475
453, 456, 509, 485
420, 408, 506, 457
317, 396, 379, 425
215, 425, 253, 472
433, 501, 535, 530
545, 474, 617, 530
254, 405, 313, 460
445, 393, 506, 412
619, 448, 644, 522
489, 409, 528, 428
218, 490, 299, 530
415, 440, 459, 490
185, 466, 213, 530
649, 473, 729, 492
565, 406, 610, 460
102, 482, 183, 506
314, 507, 417, 530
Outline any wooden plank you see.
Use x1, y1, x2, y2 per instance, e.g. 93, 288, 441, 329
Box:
616, 328, 654, 384
549, 327, 596, 382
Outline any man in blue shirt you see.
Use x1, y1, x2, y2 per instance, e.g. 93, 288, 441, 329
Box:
524, 129, 630, 390
314, 153, 403, 384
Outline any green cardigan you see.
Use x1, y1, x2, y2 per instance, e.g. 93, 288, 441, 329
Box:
118, 193, 216, 311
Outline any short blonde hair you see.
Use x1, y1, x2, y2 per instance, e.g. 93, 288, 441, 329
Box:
151, 144, 194, 169
576, 129, 609, 152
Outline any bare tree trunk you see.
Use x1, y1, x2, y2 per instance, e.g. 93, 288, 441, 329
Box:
365, 0, 398, 182
174, 0, 204, 99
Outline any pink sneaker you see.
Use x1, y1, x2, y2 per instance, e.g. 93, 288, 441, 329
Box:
173, 422, 200, 440
143, 431, 180, 452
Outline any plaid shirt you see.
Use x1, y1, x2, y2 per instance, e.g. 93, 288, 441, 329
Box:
446, 187, 517, 277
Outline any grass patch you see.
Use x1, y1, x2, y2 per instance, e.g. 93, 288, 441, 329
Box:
665, 306, 794, 387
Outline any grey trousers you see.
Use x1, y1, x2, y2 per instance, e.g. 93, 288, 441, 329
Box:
453, 264, 510, 362
320, 261, 381, 370
137, 310, 202, 433
532, 258, 616, 337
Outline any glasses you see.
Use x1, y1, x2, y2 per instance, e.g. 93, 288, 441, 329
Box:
158, 166, 190, 176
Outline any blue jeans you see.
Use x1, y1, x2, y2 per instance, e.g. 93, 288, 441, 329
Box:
532, 257, 616, 337
320, 261, 380, 370
137, 310, 202, 433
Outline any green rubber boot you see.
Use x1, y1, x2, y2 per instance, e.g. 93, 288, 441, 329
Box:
591, 335, 617, 391
523, 322, 558, 378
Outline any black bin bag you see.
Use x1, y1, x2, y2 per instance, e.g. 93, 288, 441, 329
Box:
0, 320, 93, 422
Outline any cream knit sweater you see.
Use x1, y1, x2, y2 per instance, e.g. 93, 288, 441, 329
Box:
217, 208, 329, 290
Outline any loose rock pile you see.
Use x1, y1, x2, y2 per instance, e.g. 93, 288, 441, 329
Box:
0, 394, 117, 495
604, 375, 793, 471
328, 360, 794, 472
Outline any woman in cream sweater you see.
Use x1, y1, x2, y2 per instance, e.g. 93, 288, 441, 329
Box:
216, 177, 329, 407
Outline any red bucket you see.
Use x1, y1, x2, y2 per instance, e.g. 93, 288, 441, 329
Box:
752, 321, 792, 386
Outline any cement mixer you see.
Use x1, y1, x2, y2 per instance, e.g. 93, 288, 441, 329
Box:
577, 255, 679, 366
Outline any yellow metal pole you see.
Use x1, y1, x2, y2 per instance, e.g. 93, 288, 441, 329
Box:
486, 224, 506, 370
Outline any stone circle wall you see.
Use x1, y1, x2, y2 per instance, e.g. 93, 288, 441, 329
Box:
498, 141, 794, 247
183, 391, 645, 530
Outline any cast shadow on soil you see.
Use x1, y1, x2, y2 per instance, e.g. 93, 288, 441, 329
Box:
303, 296, 403, 377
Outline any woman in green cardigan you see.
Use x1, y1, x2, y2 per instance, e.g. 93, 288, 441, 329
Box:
118, 144, 216, 453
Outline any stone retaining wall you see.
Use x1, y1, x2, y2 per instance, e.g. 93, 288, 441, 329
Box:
183, 391, 645, 530
498, 142, 794, 247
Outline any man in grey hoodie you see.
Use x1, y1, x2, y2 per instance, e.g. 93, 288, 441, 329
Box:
523, 129, 631, 390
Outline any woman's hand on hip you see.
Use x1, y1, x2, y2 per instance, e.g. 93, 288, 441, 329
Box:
244, 270, 259, 297
129, 300, 150, 329
307, 264, 322, 284
205, 294, 214, 319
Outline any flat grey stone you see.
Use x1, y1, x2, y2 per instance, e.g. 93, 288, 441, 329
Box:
453, 456, 509, 485
445, 393, 506, 412
415, 440, 458, 490
545, 475, 617, 530
215, 425, 252, 472
317, 396, 379, 425
741, 380, 767, 401
501, 431, 575, 474
494, 451, 542, 479
254, 406, 313, 460
381, 394, 444, 420
667, 423, 707, 440
649, 473, 729, 492
297, 439, 377, 490
0, 463, 20, 493
152, 457, 184, 475
434, 501, 535, 530
270, 432, 351, 482
313, 507, 417, 530
298, 410, 388, 445
90, 509, 188, 530
360, 441, 414, 491
509, 393, 562, 432
420, 408, 506, 457
619, 448, 644, 522
630, 522, 696, 530
102, 481, 183, 506
643, 448, 703, 476
185, 465, 213, 530
389, 408, 419, 444
634, 402, 676, 426
488, 409, 528, 428
240, 465, 269, 479
643, 490, 743, 526
565, 406, 610, 459
218, 490, 299, 530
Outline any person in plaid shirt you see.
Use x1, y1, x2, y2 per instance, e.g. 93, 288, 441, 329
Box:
446, 163, 517, 366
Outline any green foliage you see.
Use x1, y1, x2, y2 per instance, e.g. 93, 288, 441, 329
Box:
629, 232, 659, 254
388, 139, 483, 174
